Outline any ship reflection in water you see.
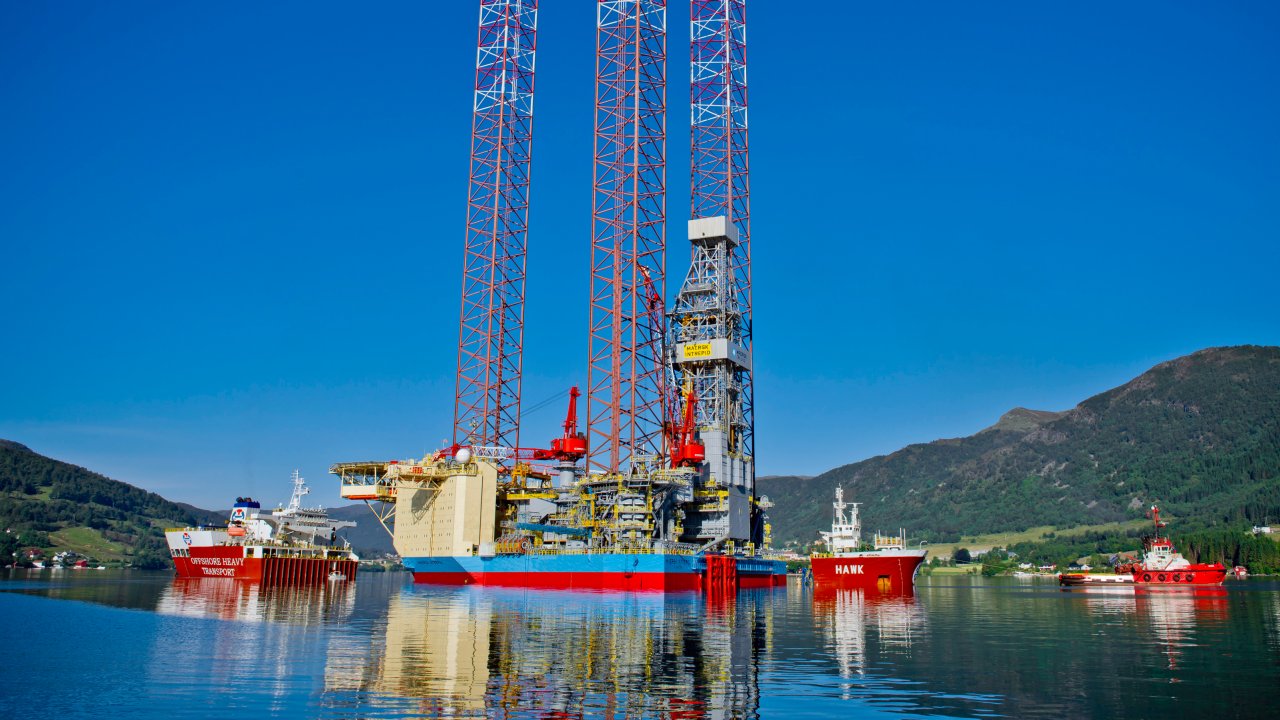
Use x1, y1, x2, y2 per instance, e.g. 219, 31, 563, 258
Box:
323, 586, 774, 718
812, 587, 926, 685
1071, 584, 1230, 677
157, 577, 356, 624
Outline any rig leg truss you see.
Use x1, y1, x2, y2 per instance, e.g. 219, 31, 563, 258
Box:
454, 0, 539, 450
587, 0, 668, 474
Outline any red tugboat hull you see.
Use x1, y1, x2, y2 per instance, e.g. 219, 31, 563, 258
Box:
1130, 564, 1227, 586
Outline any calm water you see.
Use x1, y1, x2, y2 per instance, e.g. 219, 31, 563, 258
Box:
1, 570, 1278, 719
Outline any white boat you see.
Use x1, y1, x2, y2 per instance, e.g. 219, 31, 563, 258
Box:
1059, 572, 1134, 586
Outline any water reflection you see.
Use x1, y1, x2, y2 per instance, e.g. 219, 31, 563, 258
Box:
1067, 584, 1230, 679
157, 577, 356, 624
812, 588, 926, 683
5, 572, 1278, 719
325, 587, 775, 718
1137, 587, 1228, 674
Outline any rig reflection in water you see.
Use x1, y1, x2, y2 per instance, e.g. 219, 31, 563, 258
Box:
322, 586, 776, 718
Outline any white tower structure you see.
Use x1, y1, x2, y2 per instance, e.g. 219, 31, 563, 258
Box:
671, 216, 754, 543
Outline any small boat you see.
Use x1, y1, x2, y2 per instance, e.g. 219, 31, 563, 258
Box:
1059, 572, 1135, 586
1124, 506, 1227, 586
1232, 566, 1248, 579
1095, 506, 1226, 587
1060, 507, 1228, 588
328, 564, 347, 582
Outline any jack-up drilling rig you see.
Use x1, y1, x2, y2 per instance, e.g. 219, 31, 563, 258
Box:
332, 0, 783, 591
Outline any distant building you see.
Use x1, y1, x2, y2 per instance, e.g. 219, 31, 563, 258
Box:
1253, 526, 1273, 535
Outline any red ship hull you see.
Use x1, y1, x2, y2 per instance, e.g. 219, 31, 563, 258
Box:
1130, 564, 1227, 586
810, 552, 926, 593
172, 546, 357, 585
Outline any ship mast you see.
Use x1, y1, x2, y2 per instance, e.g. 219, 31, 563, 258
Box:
285, 469, 309, 513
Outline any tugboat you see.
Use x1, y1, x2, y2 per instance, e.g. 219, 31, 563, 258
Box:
1094, 506, 1226, 587
809, 486, 926, 593
165, 471, 359, 584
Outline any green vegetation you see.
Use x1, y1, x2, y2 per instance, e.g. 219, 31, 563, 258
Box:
961, 527, 1280, 575
761, 346, 1280, 548
921, 520, 1148, 561
1179, 529, 1280, 574
47, 526, 128, 559
980, 549, 1016, 576
0, 440, 222, 568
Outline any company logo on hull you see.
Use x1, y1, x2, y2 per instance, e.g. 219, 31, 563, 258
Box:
835, 565, 864, 575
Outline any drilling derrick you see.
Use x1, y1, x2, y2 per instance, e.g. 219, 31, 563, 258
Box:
676, 0, 757, 545
587, 0, 668, 475
454, 0, 538, 450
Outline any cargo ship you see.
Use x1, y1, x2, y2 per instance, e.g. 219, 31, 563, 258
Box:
809, 486, 926, 592
1060, 506, 1226, 587
166, 471, 359, 583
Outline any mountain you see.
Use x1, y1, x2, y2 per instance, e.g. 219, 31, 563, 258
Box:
0, 440, 224, 567
328, 504, 395, 556
760, 346, 1280, 546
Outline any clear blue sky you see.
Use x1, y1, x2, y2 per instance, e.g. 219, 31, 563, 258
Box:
3, 2, 1277, 510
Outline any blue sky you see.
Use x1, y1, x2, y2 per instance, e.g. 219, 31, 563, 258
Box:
2, 2, 1277, 510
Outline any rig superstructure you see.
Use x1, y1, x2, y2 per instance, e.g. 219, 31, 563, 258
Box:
332, 0, 784, 591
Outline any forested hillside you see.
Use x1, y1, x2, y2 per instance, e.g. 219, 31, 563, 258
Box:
761, 346, 1280, 546
0, 440, 223, 567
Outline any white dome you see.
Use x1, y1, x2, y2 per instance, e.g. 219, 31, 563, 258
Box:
455, 447, 472, 463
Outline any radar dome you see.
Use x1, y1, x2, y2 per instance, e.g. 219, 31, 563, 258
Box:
455, 447, 472, 463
